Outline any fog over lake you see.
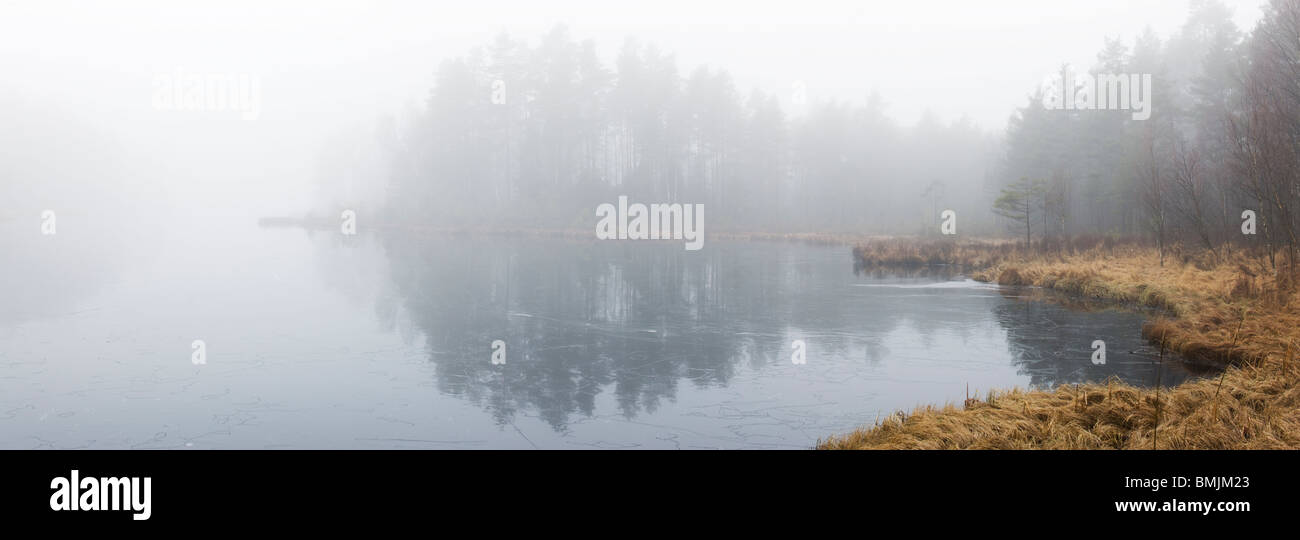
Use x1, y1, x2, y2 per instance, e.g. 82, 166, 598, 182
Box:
0, 0, 1247, 449
0, 225, 1193, 449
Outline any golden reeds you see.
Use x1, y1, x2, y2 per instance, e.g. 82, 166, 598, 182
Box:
824, 238, 1300, 449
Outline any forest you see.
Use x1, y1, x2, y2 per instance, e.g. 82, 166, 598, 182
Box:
374, 0, 1300, 273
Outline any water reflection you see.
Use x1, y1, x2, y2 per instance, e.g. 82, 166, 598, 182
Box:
378, 236, 788, 430
992, 287, 1195, 388
0, 222, 117, 327
372, 234, 1201, 433
0, 230, 1210, 448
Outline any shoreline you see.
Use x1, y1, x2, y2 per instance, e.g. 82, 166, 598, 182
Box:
821, 238, 1300, 449
257, 217, 897, 246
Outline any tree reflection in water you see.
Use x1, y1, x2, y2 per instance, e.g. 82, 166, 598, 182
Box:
368, 234, 1205, 433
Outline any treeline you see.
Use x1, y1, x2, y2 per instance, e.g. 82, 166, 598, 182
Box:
380, 27, 995, 234
378, 0, 1300, 265
998, 0, 1300, 268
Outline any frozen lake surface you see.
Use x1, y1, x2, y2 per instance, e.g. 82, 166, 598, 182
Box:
0, 226, 1197, 449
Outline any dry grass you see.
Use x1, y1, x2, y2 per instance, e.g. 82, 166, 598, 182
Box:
820, 363, 1300, 449
712, 231, 886, 246
823, 237, 1300, 449
852, 238, 1017, 270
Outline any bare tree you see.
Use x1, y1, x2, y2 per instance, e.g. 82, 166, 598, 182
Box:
1170, 138, 1215, 253
1138, 127, 1169, 266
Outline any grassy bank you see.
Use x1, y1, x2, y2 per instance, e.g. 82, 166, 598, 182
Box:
821, 238, 1300, 449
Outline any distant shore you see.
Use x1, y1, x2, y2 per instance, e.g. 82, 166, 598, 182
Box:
256, 216, 905, 246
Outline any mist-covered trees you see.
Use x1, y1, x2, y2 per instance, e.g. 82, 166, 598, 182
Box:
995, 0, 1300, 270
380, 0, 1300, 269
383, 26, 995, 233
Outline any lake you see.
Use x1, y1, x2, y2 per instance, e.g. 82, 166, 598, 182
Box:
0, 224, 1198, 449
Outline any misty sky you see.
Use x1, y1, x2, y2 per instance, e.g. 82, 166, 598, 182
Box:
0, 0, 1266, 217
